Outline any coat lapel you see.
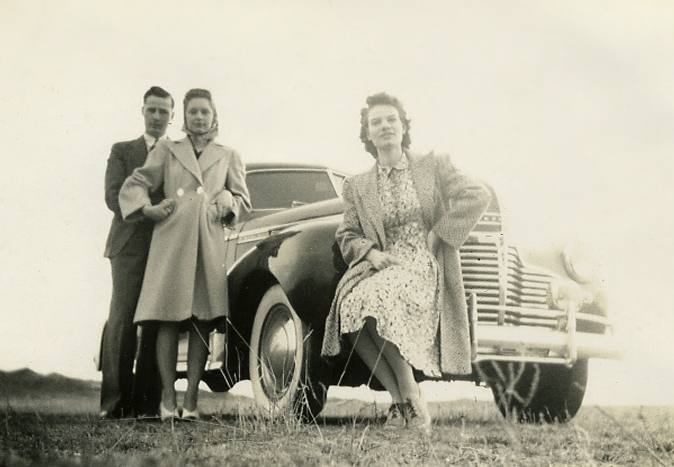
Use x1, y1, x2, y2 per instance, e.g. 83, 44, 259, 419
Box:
357, 165, 386, 247
408, 151, 436, 229
171, 138, 203, 184
131, 136, 149, 168
197, 142, 225, 175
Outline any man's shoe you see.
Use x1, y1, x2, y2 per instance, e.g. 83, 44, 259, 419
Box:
99, 410, 118, 420
99, 406, 133, 420
134, 411, 156, 421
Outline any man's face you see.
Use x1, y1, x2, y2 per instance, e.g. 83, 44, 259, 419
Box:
142, 96, 174, 138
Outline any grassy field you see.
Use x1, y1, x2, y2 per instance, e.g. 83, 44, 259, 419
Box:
1, 369, 673, 466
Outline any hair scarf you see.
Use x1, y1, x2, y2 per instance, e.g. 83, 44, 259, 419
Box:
182, 98, 219, 143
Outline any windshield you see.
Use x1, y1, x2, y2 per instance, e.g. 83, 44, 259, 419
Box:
246, 170, 339, 210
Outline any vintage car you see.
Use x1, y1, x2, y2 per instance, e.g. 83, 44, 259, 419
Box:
98, 161, 621, 423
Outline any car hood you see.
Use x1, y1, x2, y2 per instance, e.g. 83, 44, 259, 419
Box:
241, 197, 344, 232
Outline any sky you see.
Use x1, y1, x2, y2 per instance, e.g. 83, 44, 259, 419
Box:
1, 0, 673, 405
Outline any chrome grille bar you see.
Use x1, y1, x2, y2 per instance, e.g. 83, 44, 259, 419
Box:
460, 238, 557, 329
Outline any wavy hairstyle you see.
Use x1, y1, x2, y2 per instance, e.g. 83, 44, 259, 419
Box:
143, 85, 174, 108
359, 92, 412, 158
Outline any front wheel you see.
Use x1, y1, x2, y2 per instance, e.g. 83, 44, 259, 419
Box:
249, 285, 328, 422
482, 359, 588, 423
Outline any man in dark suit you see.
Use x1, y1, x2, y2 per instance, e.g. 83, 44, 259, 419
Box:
100, 86, 175, 419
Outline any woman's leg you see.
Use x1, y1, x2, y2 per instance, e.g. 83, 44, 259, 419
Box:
364, 319, 431, 429
347, 318, 403, 403
183, 319, 210, 412
156, 322, 180, 410
364, 323, 419, 401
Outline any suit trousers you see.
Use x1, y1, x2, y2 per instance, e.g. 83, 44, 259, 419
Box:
100, 251, 160, 416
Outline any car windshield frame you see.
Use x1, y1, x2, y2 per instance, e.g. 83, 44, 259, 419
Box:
246, 167, 345, 212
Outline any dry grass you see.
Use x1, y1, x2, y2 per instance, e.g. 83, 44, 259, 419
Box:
1, 371, 674, 466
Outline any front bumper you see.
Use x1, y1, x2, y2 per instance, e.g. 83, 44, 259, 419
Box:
468, 294, 622, 365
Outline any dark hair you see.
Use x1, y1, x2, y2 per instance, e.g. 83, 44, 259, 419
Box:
183, 88, 214, 110
143, 86, 174, 108
359, 92, 411, 158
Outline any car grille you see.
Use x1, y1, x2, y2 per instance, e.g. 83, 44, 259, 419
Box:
460, 237, 559, 329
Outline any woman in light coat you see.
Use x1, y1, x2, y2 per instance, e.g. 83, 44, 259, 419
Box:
321, 92, 490, 432
119, 88, 251, 420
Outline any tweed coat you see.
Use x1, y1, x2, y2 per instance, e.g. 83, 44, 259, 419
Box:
321, 151, 491, 375
119, 137, 251, 324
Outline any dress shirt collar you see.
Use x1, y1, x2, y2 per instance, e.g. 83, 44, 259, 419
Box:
143, 133, 168, 151
377, 153, 409, 177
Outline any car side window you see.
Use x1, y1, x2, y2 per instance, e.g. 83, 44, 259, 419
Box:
246, 171, 339, 210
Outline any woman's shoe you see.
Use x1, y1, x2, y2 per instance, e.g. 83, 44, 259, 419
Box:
404, 397, 431, 433
383, 402, 406, 429
180, 407, 201, 421
159, 403, 179, 422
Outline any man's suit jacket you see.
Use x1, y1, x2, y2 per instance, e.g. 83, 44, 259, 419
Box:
321, 151, 491, 375
104, 136, 161, 258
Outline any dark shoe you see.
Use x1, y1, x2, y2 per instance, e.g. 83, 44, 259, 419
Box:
134, 411, 157, 421
404, 397, 431, 433
383, 402, 406, 429
99, 410, 118, 420
99, 406, 133, 420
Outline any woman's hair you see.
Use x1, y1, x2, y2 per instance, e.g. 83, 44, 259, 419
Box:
183, 88, 214, 110
359, 92, 412, 158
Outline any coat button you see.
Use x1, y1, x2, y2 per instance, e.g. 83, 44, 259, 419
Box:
196, 186, 204, 194
177, 188, 184, 197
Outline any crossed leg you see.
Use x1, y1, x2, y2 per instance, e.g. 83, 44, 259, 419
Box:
348, 317, 420, 404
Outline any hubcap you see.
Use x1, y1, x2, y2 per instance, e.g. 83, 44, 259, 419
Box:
258, 304, 298, 401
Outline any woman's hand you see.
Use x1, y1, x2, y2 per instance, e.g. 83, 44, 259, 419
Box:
214, 190, 234, 218
142, 198, 175, 222
365, 249, 401, 271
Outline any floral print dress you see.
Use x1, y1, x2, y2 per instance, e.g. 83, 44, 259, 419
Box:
338, 156, 441, 375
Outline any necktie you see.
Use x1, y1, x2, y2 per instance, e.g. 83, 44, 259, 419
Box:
148, 138, 157, 152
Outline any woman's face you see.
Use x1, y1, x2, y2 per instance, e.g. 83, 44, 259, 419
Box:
185, 97, 214, 135
366, 104, 405, 152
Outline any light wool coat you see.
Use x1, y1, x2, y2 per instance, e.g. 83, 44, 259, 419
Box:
119, 137, 251, 325
321, 151, 491, 375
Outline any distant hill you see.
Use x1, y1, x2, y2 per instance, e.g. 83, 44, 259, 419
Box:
0, 368, 99, 396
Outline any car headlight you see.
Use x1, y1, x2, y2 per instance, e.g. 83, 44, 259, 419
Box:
562, 241, 599, 284
547, 279, 583, 310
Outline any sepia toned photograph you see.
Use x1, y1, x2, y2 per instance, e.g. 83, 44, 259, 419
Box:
1, 1, 673, 465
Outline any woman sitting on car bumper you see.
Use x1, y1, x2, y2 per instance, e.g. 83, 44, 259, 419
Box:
321, 92, 490, 432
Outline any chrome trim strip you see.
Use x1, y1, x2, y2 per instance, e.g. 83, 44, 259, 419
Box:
227, 244, 259, 275
475, 355, 569, 364
229, 214, 343, 243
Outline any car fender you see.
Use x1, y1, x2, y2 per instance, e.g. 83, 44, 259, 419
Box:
227, 216, 346, 334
